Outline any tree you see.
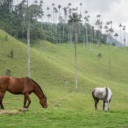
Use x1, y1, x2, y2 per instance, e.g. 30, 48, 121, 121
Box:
79, 3, 82, 15
58, 4, 61, 16
95, 14, 102, 46
68, 12, 82, 92
122, 26, 126, 47
114, 33, 118, 40
106, 21, 114, 84
27, 0, 31, 77
84, 12, 90, 47
119, 23, 122, 43
67, 3, 72, 43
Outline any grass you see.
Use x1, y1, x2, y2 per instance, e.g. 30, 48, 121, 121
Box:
0, 108, 128, 128
0, 29, 128, 127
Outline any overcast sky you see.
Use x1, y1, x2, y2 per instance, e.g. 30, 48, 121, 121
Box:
13, 0, 128, 44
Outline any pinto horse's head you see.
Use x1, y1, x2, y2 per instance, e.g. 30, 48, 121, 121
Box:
104, 101, 110, 111
40, 96, 48, 108
104, 87, 112, 111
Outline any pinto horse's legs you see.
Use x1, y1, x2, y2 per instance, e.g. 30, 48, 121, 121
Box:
94, 98, 99, 110
103, 100, 105, 111
92, 96, 99, 110
92, 90, 99, 110
23, 93, 31, 108
0, 92, 5, 109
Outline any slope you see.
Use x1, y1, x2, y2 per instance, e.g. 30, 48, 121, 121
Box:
0, 29, 128, 111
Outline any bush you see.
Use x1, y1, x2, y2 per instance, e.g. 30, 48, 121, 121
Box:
5, 68, 11, 76
7, 48, 14, 58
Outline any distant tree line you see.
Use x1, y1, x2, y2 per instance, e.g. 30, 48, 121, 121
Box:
0, 0, 107, 44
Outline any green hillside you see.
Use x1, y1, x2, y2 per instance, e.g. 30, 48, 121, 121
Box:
0, 29, 128, 127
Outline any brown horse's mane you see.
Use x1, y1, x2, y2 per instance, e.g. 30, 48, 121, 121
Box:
29, 78, 44, 94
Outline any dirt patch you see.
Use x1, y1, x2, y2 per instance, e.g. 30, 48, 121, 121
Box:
0, 108, 28, 115
0, 110, 20, 115
19, 108, 29, 112
54, 104, 61, 107
59, 98, 68, 101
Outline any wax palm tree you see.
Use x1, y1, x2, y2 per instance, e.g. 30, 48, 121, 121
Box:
114, 33, 118, 39
46, 7, 50, 19
27, 0, 30, 77
67, 3, 72, 43
54, 7, 58, 43
46, 7, 51, 33
109, 21, 113, 45
84, 16, 88, 46
106, 22, 114, 84
68, 12, 82, 92
63, 7, 67, 23
39, 0, 43, 50
62, 7, 67, 41
52, 3, 55, 23
51, 3, 55, 42
119, 23, 122, 43
34, 0, 38, 5
40, 0, 43, 6
46, 7, 50, 14
78, 3, 82, 40
122, 25, 126, 82
96, 14, 103, 79
47, 14, 51, 32
57, 4, 62, 43
58, 4, 61, 16
79, 3, 82, 15
84, 10, 89, 47
95, 14, 101, 46
47, 13, 51, 22
91, 26, 95, 44
122, 26, 126, 47
54, 7, 58, 23
68, 3, 71, 9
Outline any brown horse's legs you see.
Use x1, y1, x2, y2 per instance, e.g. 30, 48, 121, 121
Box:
23, 93, 31, 108
0, 93, 5, 109
0, 99, 4, 109
23, 96, 27, 108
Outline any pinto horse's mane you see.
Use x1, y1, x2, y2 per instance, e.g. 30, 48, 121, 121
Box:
105, 87, 108, 100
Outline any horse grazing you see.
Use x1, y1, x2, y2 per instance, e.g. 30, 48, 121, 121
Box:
92, 87, 112, 111
0, 76, 48, 109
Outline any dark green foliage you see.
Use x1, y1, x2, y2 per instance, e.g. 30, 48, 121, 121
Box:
0, 0, 107, 44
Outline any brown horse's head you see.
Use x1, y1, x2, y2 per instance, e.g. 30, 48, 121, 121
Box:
40, 96, 48, 108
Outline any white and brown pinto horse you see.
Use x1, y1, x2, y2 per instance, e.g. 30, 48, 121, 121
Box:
92, 87, 112, 111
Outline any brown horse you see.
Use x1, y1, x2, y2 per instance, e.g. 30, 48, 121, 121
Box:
0, 76, 48, 109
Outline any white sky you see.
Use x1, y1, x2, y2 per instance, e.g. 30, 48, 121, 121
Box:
13, 0, 128, 45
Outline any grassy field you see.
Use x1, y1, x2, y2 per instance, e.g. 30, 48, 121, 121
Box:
0, 29, 128, 127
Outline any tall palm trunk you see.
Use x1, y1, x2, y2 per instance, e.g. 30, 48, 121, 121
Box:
85, 24, 88, 47
27, 0, 30, 77
68, 12, 82, 92
109, 34, 111, 84
74, 24, 78, 92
